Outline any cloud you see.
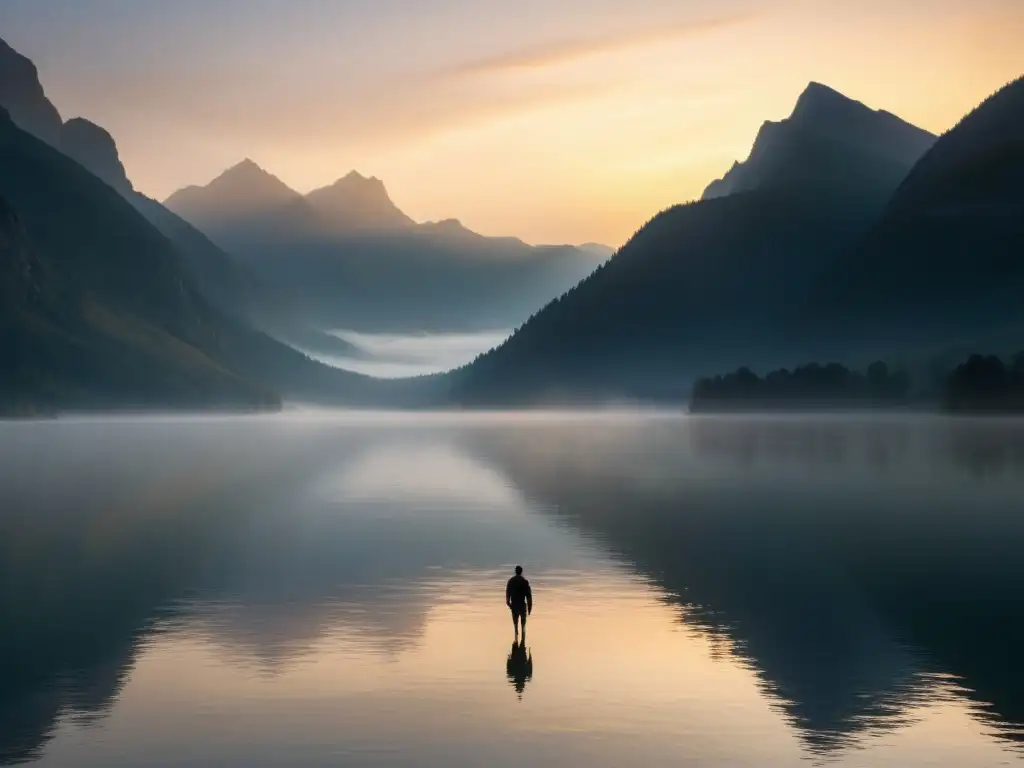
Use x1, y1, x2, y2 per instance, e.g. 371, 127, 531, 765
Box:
91, 69, 620, 167
443, 12, 755, 77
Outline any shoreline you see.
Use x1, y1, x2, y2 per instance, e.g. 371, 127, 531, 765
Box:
6, 405, 1024, 423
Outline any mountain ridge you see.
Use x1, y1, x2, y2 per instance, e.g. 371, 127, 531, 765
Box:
0, 38, 62, 147
0, 37, 435, 411
305, 170, 415, 232
164, 159, 306, 227
0, 109, 279, 413
452, 82, 942, 404
808, 74, 1024, 356
0, 39, 259, 322
163, 158, 607, 332
703, 82, 936, 200
60, 117, 134, 196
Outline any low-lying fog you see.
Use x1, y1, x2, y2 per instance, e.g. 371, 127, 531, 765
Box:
307, 329, 512, 378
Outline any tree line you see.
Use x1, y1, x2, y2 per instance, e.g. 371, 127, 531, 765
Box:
691, 353, 1024, 413
944, 353, 1024, 413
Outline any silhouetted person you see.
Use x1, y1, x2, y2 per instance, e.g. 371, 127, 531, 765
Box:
506, 565, 532, 639
506, 641, 533, 699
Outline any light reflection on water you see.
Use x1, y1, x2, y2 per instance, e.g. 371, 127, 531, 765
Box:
1, 413, 1023, 766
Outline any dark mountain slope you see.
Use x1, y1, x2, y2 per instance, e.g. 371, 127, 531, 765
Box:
46, 112, 357, 358
52, 114, 255, 320
0, 38, 62, 147
29, 91, 363, 362
0, 108, 411, 411
0, 39, 259, 323
451, 187, 880, 404
704, 82, 935, 199
0, 109, 219, 339
0, 188, 274, 414
0, 108, 282, 411
60, 117, 133, 195
128, 192, 254, 317
815, 75, 1024, 354
453, 84, 933, 405
888, 76, 1024, 210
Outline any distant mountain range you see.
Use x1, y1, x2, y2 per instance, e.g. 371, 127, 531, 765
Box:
164, 161, 609, 333
167, 161, 416, 235
2, 31, 1021, 412
0, 37, 436, 413
452, 82, 947, 404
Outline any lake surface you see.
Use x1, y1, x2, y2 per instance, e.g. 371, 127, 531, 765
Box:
1, 412, 1023, 767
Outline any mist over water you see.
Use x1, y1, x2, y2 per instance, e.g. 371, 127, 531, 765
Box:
307, 329, 511, 377
2, 412, 1023, 767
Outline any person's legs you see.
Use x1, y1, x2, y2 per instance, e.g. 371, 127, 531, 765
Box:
512, 608, 521, 636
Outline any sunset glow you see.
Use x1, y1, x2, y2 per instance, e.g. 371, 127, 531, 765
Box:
2, 0, 1021, 245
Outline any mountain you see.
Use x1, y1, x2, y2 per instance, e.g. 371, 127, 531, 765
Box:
305, 171, 415, 232
0, 39, 445, 412
0, 39, 252, 319
60, 117, 133, 195
0, 38, 62, 147
451, 84, 937, 405
812, 75, 1024, 356
56, 117, 251, 313
165, 162, 606, 333
164, 159, 313, 240
0, 106, 441, 411
54, 116, 239, 306
0, 110, 277, 413
703, 82, 935, 200
0, 108, 221, 344
450, 188, 882, 404
46, 116, 350, 354
223, 223, 601, 333
130, 191, 370, 363
0, 193, 51, 327
0, 38, 382, 381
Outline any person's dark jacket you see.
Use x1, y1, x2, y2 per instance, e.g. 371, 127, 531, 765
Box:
506, 575, 533, 613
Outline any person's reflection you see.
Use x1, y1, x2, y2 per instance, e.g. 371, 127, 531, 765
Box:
506, 641, 533, 699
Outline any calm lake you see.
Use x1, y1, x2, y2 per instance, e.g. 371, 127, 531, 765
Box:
1, 412, 1022, 767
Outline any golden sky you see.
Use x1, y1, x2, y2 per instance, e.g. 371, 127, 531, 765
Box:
2, 0, 1022, 245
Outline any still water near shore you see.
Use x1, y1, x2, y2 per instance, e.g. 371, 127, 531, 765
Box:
1, 412, 1022, 766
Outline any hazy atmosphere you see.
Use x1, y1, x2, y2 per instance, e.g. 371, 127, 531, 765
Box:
311, 329, 512, 378
2, 1, 1024, 764
2, 0, 1020, 244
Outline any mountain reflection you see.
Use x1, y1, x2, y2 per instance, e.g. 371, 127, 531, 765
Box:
0, 418, 571, 764
0, 415, 1022, 764
464, 415, 1024, 754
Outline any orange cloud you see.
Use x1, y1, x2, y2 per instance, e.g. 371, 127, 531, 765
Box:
443, 12, 757, 77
